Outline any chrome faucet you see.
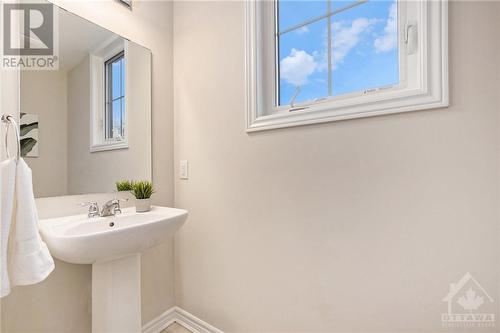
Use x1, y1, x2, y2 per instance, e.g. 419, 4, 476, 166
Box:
80, 201, 100, 218
80, 198, 128, 218
100, 199, 122, 217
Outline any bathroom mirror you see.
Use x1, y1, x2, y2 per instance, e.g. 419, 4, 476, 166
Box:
20, 4, 152, 198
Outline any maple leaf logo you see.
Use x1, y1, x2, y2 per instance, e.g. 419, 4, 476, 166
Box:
457, 288, 484, 312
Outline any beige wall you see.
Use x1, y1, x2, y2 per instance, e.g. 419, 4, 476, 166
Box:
174, 1, 500, 332
1, 0, 175, 331
21, 71, 68, 198
67, 42, 152, 195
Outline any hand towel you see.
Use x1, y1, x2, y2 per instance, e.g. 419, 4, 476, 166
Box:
8, 158, 54, 286
0, 158, 16, 297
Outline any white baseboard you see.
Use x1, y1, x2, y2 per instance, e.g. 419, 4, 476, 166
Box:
143, 306, 223, 333
142, 307, 177, 333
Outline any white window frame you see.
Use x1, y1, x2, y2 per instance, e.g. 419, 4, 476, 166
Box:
245, 0, 449, 132
89, 36, 129, 152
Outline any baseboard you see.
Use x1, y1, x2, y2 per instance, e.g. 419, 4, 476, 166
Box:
143, 306, 223, 333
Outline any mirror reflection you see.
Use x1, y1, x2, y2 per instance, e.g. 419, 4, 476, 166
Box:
20, 6, 152, 198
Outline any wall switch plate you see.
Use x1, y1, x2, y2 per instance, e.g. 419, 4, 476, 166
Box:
180, 160, 188, 179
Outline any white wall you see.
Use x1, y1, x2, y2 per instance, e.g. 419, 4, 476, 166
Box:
173, 1, 500, 332
1, 0, 175, 331
21, 71, 68, 197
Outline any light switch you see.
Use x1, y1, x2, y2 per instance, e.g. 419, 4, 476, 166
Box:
180, 160, 188, 179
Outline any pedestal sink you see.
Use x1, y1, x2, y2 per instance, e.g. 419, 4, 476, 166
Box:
39, 206, 188, 333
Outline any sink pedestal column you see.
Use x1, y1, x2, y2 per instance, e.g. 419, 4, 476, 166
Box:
92, 254, 142, 333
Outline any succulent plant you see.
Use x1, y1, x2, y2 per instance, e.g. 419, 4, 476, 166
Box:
132, 181, 154, 199
116, 180, 135, 191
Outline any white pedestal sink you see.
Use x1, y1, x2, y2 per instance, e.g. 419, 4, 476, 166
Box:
39, 206, 188, 333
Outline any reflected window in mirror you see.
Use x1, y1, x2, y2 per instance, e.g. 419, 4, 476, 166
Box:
90, 37, 129, 152
105, 51, 125, 140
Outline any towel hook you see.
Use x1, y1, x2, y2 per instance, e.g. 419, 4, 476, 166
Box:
1, 114, 21, 162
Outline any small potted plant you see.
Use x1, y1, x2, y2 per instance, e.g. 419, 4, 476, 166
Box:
116, 180, 135, 192
132, 180, 154, 212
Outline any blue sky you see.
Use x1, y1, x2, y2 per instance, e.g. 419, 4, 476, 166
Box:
278, 0, 399, 105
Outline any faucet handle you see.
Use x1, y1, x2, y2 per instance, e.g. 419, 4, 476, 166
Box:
114, 198, 129, 213
113, 197, 129, 207
79, 201, 100, 218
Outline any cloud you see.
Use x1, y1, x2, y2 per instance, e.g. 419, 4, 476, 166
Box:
374, 1, 397, 53
296, 26, 309, 35
331, 18, 378, 69
280, 48, 317, 86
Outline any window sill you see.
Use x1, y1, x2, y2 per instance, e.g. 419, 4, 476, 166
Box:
246, 87, 449, 132
90, 140, 129, 153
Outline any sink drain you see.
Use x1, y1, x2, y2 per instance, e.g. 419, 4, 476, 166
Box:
109, 222, 115, 227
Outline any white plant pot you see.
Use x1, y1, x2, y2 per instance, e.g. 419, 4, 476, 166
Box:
135, 198, 151, 213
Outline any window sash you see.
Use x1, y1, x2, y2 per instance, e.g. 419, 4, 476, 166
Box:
275, 0, 407, 109
276, 0, 372, 101
105, 51, 125, 140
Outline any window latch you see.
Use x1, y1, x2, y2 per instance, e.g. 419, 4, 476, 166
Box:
405, 22, 418, 55
289, 86, 301, 109
288, 86, 309, 112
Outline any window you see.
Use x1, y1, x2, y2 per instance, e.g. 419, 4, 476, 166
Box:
89, 38, 129, 152
105, 51, 125, 140
278, 1, 399, 105
246, 0, 448, 132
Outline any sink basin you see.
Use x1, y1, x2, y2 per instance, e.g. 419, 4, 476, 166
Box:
40, 206, 187, 264
39, 205, 187, 333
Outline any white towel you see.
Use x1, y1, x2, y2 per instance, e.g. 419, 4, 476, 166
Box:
8, 159, 54, 288
0, 158, 16, 297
